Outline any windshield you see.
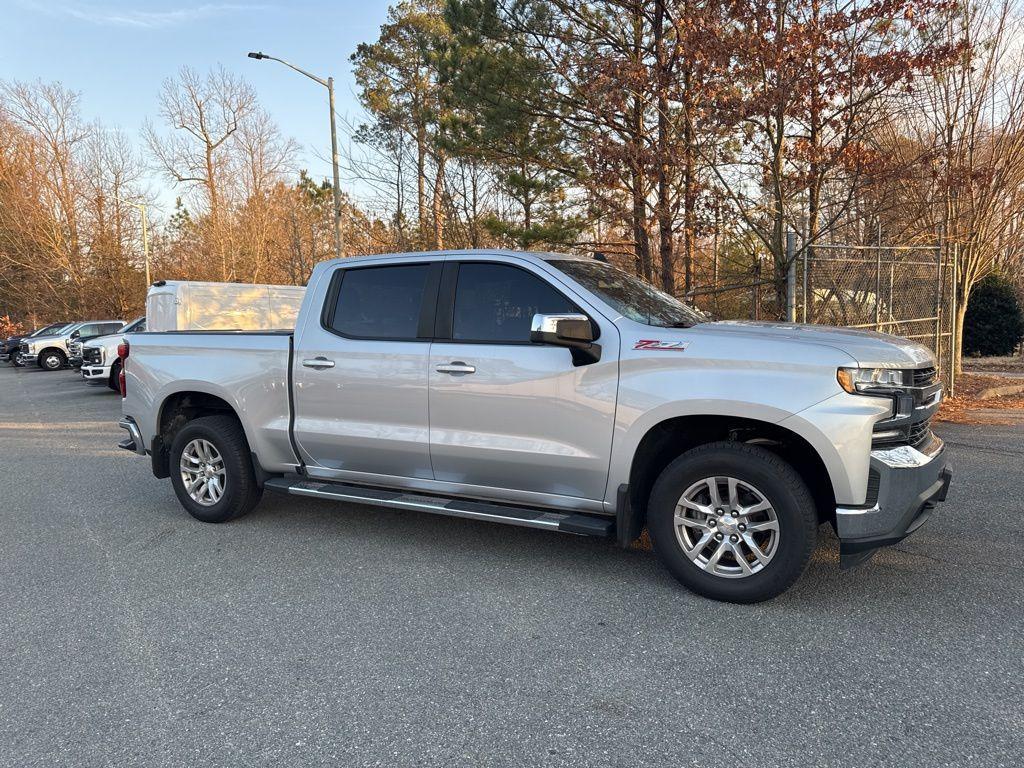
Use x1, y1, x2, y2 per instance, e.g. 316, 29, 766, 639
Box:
32, 323, 73, 337
550, 259, 707, 328
123, 317, 146, 333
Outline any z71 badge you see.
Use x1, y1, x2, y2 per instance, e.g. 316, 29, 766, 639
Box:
634, 340, 690, 351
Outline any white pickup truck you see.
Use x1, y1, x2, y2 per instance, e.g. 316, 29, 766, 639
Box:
118, 250, 952, 602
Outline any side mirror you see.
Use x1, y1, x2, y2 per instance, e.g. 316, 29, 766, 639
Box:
530, 313, 601, 365
70, 330, 80, 339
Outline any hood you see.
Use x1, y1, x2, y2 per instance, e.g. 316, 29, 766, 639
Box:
698, 321, 936, 368
83, 332, 126, 350
24, 332, 69, 345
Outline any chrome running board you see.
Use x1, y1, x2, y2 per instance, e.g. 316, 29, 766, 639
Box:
263, 477, 613, 537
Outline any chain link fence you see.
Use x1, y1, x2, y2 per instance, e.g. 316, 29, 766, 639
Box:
685, 235, 959, 394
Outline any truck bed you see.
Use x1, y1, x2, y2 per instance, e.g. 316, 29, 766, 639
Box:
123, 331, 298, 472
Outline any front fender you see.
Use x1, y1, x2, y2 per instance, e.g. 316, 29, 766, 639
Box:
605, 340, 880, 507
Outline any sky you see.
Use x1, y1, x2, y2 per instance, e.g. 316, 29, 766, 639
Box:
3, 0, 393, 216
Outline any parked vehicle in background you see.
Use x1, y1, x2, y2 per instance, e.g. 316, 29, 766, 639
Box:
146, 280, 305, 332
3, 322, 69, 365
119, 250, 952, 603
20, 320, 124, 370
68, 338, 85, 369
82, 316, 145, 390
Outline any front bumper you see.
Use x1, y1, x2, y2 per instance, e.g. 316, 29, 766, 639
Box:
836, 435, 952, 567
18, 353, 37, 365
69, 356, 83, 368
82, 364, 111, 382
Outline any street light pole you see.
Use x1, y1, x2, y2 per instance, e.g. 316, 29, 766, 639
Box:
248, 51, 345, 259
116, 198, 151, 286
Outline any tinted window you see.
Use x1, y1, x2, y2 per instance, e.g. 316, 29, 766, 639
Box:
124, 317, 146, 333
452, 263, 577, 342
76, 324, 99, 337
328, 265, 430, 340
98, 323, 123, 336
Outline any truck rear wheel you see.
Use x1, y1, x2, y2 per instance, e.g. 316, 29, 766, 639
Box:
647, 442, 817, 603
169, 415, 262, 523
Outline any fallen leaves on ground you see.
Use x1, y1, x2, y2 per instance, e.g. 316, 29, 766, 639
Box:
937, 373, 1024, 424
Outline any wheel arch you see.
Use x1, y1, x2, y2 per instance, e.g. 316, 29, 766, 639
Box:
152, 389, 256, 480
37, 346, 67, 368
623, 414, 837, 541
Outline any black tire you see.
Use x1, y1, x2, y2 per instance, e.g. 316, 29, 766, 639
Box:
647, 441, 817, 603
38, 349, 66, 370
168, 415, 262, 523
108, 360, 122, 391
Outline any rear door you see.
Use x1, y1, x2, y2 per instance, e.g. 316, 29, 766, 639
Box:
427, 259, 619, 504
291, 261, 441, 481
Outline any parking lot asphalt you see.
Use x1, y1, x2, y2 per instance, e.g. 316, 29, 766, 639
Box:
0, 363, 1021, 767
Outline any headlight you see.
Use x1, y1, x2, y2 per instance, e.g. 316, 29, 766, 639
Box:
837, 367, 906, 395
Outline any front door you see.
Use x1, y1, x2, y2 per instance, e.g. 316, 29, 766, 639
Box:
428, 260, 619, 504
292, 261, 439, 481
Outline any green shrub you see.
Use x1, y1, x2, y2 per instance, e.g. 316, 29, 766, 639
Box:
963, 275, 1024, 357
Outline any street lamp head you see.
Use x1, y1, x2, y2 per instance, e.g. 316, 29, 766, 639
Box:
247, 51, 266, 60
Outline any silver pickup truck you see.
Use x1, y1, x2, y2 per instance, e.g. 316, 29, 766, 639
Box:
118, 250, 952, 602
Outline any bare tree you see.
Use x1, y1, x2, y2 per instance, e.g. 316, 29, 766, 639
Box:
145, 66, 257, 280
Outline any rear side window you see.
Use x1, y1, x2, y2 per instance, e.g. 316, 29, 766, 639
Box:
452, 263, 577, 343
327, 265, 430, 340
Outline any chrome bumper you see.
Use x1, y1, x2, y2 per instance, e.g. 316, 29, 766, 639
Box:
836, 435, 952, 567
118, 417, 146, 456
18, 353, 37, 365
82, 365, 110, 381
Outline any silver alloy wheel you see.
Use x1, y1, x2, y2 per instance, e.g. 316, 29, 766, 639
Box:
42, 353, 62, 370
674, 476, 780, 579
179, 438, 227, 507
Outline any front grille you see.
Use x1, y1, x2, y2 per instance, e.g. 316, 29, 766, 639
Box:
873, 416, 933, 449
907, 420, 931, 447
69, 341, 82, 357
83, 347, 102, 364
912, 367, 937, 387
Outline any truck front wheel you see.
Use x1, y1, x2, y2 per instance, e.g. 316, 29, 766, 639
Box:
169, 415, 262, 523
647, 442, 817, 603
38, 349, 66, 370
108, 361, 121, 391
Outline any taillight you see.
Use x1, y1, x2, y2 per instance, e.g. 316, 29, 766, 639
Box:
117, 340, 129, 397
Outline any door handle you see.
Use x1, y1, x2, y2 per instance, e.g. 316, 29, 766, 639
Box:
436, 361, 476, 374
302, 357, 335, 369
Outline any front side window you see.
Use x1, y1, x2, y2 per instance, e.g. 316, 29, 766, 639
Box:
327, 264, 430, 340
124, 317, 146, 333
551, 259, 706, 328
98, 323, 123, 336
76, 324, 99, 338
452, 263, 578, 343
